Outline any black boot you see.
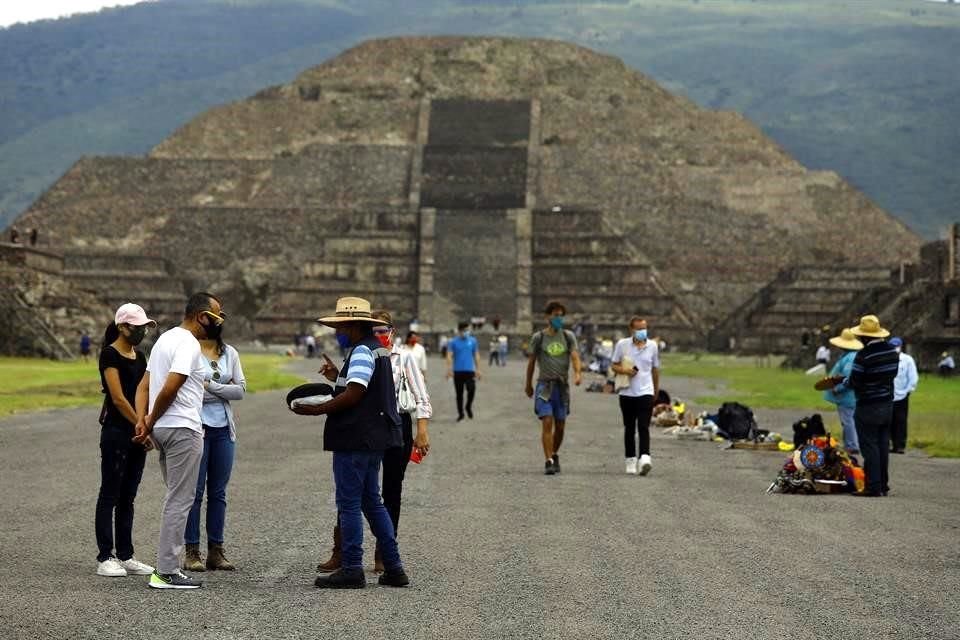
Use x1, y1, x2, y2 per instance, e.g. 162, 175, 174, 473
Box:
377, 567, 410, 587
314, 567, 366, 589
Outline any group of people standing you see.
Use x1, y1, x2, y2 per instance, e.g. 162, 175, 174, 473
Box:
821, 314, 918, 497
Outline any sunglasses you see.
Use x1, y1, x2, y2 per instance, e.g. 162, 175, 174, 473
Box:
203, 310, 226, 325
372, 326, 392, 336
210, 359, 221, 381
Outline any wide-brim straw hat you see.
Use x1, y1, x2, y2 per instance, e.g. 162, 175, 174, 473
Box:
316, 296, 384, 327
850, 314, 890, 339
829, 328, 863, 351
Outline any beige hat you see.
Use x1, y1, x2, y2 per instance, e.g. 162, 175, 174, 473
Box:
829, 328, 863, 351
850, 314, 890, 339
316, 297, 383, 326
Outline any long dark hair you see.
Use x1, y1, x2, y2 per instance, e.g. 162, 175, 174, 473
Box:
101, 321, 119, 354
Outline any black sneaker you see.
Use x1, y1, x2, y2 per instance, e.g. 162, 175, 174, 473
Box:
456, 414, 465, 422
314, 567, 366, 589
552, 454, 561, 473
377, 568, 410, 587
148, 570, 202, 589
466, 408, 474, 419
544, 459, 556, 475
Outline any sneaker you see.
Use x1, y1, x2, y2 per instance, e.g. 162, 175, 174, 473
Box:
466, 408, 474, 419
377, 567, 410, 587
148, 570, 202, 589
314, 567, 366, 589
96, 558, 127, 577
119, 557, 154, 576
625, 457, 638, 475
544, 459, 557, 475
552, 453, 561, 474
639, 454, 652, 476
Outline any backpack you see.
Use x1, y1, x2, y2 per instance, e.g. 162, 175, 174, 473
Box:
716, 402, 759, 441
792, 414, 826, 447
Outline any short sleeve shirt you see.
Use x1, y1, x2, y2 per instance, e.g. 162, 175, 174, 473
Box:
612, 338, 660, 397
345, 345, 375, 387
98, 345, 147, 429
147, 326, 206, 432
449, 335, 478, 372
530, 329, 577, 382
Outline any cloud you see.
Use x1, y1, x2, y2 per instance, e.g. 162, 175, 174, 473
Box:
0, 1, 154, 28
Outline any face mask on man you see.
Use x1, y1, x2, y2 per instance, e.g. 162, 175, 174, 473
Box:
634, 329, 648, 342
336, 333, 352, 350
124, 325, 147, 346
550, 316, 564, 330
203, 320, 223, 340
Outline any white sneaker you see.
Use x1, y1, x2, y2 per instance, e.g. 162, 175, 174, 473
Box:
639, 454, 652, 476
96, 558, 128, 577
625, 457, 638, 475
120, 557, 154, 575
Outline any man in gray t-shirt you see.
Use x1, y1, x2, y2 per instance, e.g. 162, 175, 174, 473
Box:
525, 300, 582, 476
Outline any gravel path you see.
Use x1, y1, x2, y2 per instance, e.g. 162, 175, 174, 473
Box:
1, 356, 957, 639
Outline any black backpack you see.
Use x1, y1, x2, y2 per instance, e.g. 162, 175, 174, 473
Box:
792, 414, 826, 447
716, 402, 759, 440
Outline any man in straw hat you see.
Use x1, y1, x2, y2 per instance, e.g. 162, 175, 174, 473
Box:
823, 328, 863, 455
845, 315, 898, 497
289, 297, 409, 588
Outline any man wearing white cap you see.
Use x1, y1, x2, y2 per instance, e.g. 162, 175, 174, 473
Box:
889, 337, 918, 454
134, 292, 225, 589
846, 315, 898, 497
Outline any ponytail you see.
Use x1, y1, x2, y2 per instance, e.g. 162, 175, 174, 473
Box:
101, 321, 119, 354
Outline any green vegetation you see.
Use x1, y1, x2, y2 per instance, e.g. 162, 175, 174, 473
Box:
2, 0, 960, 237
0, 354, 305, 419
664, 353, 960, 458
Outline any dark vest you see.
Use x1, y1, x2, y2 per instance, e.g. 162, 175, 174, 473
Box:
323, 337, 402, 452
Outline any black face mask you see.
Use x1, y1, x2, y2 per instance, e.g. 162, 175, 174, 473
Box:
125, 325, 147, 346
202, 319, 223, 340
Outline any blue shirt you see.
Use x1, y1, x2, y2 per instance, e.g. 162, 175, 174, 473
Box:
824, 351, 857, 408
893, 352, 919, 402
448, 334, 478, 372
201, 351, 230, 428
344, 344, 375, 387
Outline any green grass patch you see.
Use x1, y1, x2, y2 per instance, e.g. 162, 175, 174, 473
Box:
0, 354, 305, 419
664, 353, 960, 458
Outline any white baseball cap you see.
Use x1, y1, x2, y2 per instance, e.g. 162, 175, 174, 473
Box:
114, 303, 157, 327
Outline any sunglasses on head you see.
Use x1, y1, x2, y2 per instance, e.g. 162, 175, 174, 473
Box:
202, 310, 226, 325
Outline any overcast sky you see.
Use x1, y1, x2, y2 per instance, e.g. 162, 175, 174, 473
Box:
0, 1, 154, 28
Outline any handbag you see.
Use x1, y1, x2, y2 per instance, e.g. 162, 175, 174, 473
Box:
397, 364, 418, 413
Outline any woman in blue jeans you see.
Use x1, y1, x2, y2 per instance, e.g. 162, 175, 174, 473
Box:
823, 328, 863, 455
183, 314, 245, 571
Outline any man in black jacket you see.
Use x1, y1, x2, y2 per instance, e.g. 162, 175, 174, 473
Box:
291, 297, 408, 588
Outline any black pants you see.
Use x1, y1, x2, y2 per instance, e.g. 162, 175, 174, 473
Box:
453, 371, 476, 418
95, 423, 147, 562
381, 413, 414, 534
855, 402, 893, 495
620, 395, 654, 458
891, 396, 909, 451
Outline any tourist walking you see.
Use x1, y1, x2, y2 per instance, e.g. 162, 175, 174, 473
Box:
815, 343, 830, 368
846, 315, 899, 497
404, 331, 428, 376
446, 321, 481, 421
822, 328, 863, 455
525, 301, 582, 476
290, 297, 409, 589
497, 334, 508, 366
94, 303, 157, 578
80, 330, 92, 362
182, 319, 245, 572
133, 292, 224, 589
611, 317, 660, 475
316, 311, 432, 574
889, 337, 918, 454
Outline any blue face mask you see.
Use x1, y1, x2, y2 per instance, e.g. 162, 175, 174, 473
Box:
336, 333, 352, 349
634, 329, 648, 342
550, 316, 564, 330
463, 329, 471, 337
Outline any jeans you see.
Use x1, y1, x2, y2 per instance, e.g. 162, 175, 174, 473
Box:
332, 450, 402, 571
620, 395, 654, 458
95, 423, 147, 562
185, 425, 235, 545
381, 413, 414, 534
891, 396, 909, 451
153, 427, 203, 574
855, 402, 893, 495
453, 371, 476, 418
836, 405, 859, 453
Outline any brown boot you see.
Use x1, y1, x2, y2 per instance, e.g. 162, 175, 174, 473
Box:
373, 544, 384, 574
316, 524, 342, 573
183, 543, 205, 572
206, 543, 236, 571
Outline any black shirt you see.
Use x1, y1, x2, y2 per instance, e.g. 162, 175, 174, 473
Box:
98, 345, 147, 429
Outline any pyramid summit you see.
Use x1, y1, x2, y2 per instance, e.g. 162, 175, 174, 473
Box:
4, 36, 920, 352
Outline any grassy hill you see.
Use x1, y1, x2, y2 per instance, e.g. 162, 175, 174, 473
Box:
1, 0, 958, 238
